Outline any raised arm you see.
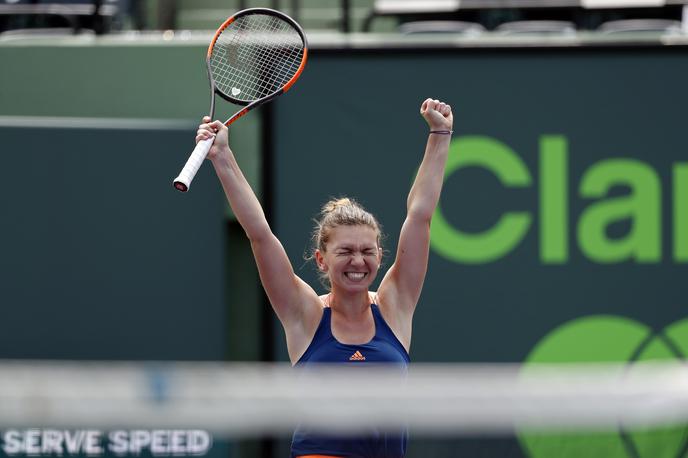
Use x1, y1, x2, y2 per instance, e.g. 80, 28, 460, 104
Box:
198, 118, 321, 341
378, 99, 452, 327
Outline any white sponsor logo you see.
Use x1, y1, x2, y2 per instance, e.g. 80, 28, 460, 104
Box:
1, 429, 212, 456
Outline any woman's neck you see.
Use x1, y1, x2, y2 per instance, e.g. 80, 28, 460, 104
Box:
326, 289, 372, 316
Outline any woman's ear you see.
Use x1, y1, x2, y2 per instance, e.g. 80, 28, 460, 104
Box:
315, 249, 328, 272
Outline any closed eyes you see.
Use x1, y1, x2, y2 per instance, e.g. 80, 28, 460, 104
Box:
335, 248, 376, 256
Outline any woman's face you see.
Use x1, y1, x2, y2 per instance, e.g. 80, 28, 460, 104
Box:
317, 225, 382, 294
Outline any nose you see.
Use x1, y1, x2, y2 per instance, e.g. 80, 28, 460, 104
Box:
351, 253, 364, 265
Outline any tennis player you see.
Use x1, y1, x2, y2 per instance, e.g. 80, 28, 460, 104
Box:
197, 97, 452, 458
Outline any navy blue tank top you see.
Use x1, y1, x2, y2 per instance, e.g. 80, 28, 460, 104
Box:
290, 303, 410, 458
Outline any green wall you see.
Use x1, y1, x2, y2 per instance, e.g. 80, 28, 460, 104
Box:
270, 46, 688, 458
272, 46, 688, 362
0, 37, 264, 362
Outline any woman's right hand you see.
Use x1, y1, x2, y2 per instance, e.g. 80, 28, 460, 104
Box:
196, 116, 230, 161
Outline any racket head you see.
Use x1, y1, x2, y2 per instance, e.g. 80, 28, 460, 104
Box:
206, 8, 308, 107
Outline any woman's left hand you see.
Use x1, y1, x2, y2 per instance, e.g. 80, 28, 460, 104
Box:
420, 98, 453, 131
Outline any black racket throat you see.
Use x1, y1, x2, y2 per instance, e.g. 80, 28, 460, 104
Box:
206, 88, 284, 128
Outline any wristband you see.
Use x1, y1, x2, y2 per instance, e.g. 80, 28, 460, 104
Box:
430, 130, 452, 135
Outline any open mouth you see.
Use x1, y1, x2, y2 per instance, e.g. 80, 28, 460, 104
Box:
345, 272, 367, 281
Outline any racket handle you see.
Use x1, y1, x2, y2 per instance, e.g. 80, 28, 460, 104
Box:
173, 136, 215, 192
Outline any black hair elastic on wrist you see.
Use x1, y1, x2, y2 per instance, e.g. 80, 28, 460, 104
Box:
429, 130, 453, 135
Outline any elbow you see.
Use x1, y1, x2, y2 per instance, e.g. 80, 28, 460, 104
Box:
244, 222, 274, 245
407, 193, 440, 224
407, 206, 433, 226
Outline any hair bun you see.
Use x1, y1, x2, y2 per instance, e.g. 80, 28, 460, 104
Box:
322, 197, 352, 214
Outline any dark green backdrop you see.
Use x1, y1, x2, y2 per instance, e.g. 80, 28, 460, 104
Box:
0, 37, 261, 458
0, 124, 226, 360
269, 46, 688, 457
271, 47, 688, 362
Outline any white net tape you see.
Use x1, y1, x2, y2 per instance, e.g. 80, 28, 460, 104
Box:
1, 361, 687, 437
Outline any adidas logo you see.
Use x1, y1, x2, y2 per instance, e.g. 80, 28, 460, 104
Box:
349, 350, 366, 361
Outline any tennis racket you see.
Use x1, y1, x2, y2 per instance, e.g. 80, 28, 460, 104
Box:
173, 8, 308, 192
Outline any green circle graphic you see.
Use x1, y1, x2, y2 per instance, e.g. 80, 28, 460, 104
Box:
518, 315, 688, 458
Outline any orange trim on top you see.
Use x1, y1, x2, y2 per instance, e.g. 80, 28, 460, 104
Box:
296, 455, 341, 458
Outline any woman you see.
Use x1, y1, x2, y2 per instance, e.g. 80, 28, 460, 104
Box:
197, 97, 452, 458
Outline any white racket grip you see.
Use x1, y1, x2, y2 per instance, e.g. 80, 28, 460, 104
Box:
173, 136, 215, 192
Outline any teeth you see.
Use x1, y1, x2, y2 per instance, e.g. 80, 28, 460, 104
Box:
346, 272, 365, 281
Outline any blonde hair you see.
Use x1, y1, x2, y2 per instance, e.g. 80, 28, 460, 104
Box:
309, 197, 384, 288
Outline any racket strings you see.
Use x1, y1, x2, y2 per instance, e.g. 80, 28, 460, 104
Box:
210, 13, 304, 102
217, 34, 300, 98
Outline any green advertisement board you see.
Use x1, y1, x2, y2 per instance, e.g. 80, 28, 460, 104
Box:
269, 46, 688, 457
0, 123, 227, 361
